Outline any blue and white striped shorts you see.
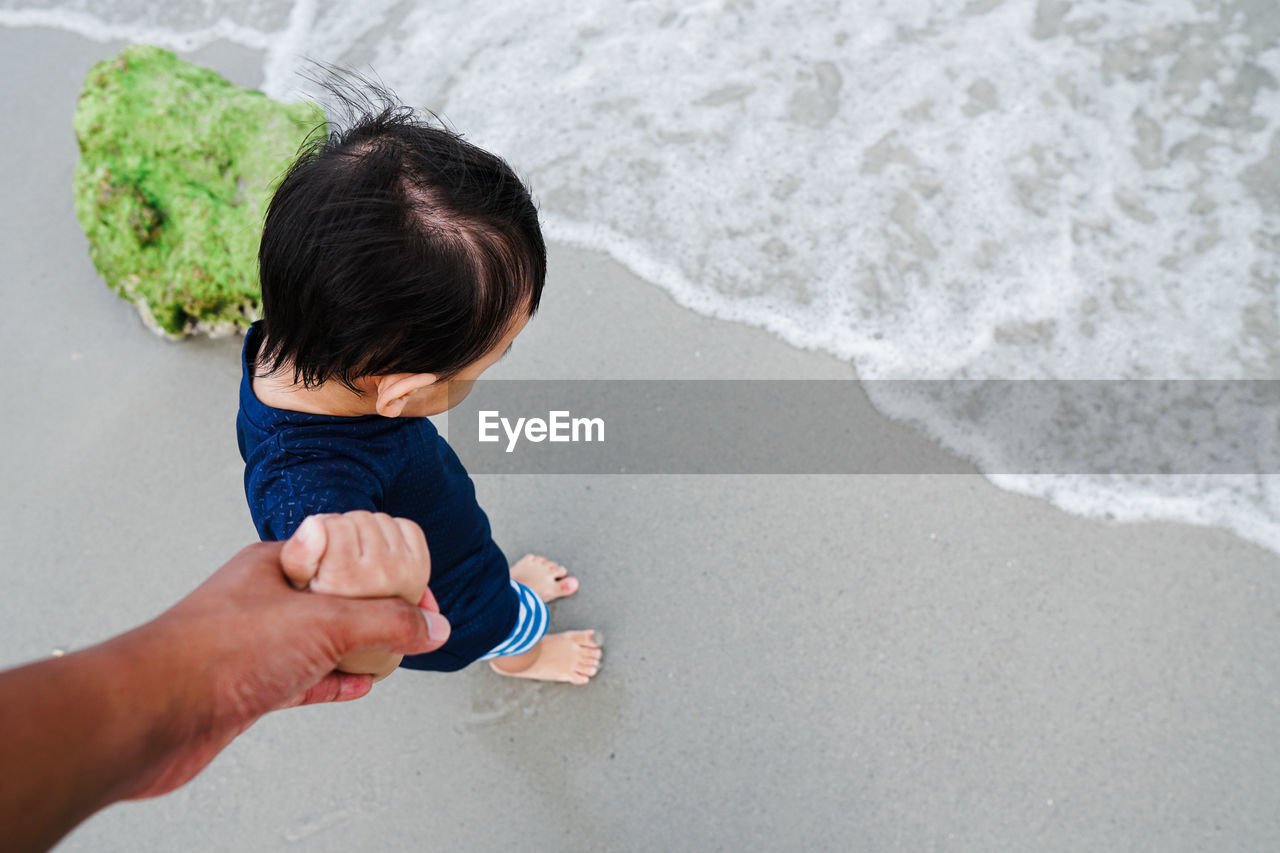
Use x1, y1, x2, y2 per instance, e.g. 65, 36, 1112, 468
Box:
479, 579, 549, 660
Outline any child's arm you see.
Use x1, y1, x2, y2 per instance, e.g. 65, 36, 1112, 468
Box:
249, 458, 430, 680
249, 447, 388, 539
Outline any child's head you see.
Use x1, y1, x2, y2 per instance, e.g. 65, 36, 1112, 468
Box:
256, 81, 544, 416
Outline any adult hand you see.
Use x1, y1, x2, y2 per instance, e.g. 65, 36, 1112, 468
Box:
0, 512, 449, 853
125, 512, 449, 799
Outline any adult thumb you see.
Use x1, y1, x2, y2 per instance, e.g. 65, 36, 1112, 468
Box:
328, 595, 452, 658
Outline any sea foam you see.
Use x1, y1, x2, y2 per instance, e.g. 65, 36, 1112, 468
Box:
5, 0, 1279, 551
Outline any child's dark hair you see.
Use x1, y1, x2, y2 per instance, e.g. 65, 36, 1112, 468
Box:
257, 74, 545, 389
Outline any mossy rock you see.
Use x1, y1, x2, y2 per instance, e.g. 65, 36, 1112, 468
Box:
73, 45, 324, 337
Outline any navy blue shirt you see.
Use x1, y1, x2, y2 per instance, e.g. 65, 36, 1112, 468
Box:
236, 323, 517, 671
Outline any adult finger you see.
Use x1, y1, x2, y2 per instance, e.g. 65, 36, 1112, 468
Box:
285, 672, 374, 709
418, 585, 440, 614
323, 595, 451, 658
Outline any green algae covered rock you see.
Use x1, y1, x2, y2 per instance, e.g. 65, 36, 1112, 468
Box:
73, 45, 324, 337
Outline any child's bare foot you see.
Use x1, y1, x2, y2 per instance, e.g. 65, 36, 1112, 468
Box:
490, 630, 602, 685
510, 554, 578, 603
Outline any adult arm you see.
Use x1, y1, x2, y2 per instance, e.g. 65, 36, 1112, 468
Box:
0, 512, 450, 853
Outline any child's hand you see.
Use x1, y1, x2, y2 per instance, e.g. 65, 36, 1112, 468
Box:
281, 512, 436, 612
279, 512, 443, 680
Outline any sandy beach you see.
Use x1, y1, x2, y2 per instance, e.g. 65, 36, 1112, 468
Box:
2, 25, 1279, 852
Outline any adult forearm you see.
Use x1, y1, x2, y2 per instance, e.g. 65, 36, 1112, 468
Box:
0, 516, 443, 852
0, 628, 181, 852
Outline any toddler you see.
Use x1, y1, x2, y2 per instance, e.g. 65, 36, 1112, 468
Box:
236, 86, 600, 684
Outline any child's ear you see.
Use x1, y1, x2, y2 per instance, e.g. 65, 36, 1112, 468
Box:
373, 373, 438, 417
